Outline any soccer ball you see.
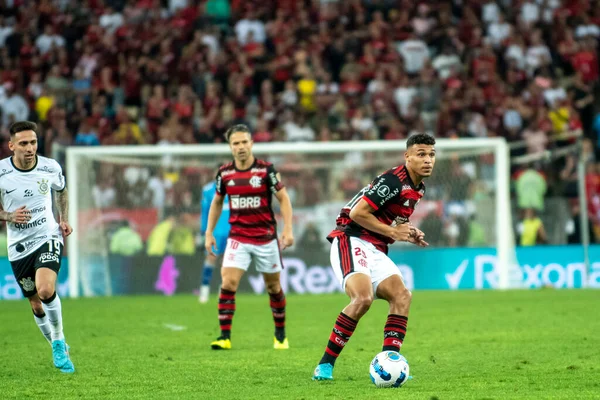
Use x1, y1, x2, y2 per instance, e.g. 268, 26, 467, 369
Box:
369, 351, 410, 388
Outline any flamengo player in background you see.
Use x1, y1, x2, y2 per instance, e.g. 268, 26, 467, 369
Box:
313, 133, 436, 381
205, 124, 294, 350
0, 121, 75, 373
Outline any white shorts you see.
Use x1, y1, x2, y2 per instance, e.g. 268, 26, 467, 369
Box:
330, 236, 403, 295
223, 238, 283, 274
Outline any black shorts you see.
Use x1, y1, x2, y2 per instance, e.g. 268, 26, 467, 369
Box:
10, 240, 64, 297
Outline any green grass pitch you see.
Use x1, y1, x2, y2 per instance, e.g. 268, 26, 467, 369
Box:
1, 290, 599, 400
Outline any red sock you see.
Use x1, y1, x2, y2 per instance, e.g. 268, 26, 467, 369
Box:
218, 288, 236, 338
382, 314, 408, 352
269, 290, 286, 341
319, 312, 357, 366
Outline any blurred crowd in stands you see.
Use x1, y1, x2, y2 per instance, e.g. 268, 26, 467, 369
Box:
1, 0, 600, 248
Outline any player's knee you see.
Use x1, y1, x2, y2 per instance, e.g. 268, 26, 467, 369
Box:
37, 285, 55, 302
221, 279, 239, 292
265, 280, 281, 294
351, 294, 374, 315
393, 288, 412, 306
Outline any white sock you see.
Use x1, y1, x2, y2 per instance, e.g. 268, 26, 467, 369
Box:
41, 293, 65, 341
33, 313, 52, 344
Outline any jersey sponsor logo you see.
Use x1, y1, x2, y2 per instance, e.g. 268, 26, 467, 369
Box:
39, 252, 59, 264
220, 169, 236, 176
269, 171, 278, 186
38, 179, 49, 194
0, 169, 13, 178
376, 185, 390, 197
24, 189, 33, 197
249, 176, 262, 188
230, 196, 261, 209
19, 277, 35, 292
37, 166, 55, 173
14, 217, 47, 230
15, 235, 47, 253
367, 176, 385, 195
251, 168, 266, 173
30, 206, 46, 214
379, 188, 400, 206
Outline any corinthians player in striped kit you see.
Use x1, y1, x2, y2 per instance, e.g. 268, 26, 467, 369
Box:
0, 121, 74, 373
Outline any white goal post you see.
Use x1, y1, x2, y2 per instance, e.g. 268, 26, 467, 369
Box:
66, 138, 514, 297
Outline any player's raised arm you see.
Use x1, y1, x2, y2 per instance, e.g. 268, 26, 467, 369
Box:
349, 200, 414, 242
349, 173, 415, 242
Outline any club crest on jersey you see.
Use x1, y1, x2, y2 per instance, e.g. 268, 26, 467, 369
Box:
19, 277, 35, 292
38, 179, 49, 195
249, 176, 262, 188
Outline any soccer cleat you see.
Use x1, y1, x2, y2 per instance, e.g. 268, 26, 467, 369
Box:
199, 286, 210, 304
312, 363, 334, 381
211, 336, 231, 350
273, 337, 289, 350
52, 340, 75, 373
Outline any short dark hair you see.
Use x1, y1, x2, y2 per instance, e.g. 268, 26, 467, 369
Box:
225, 124, 252, 142
407, 133, 436, 149
9, 121, 38, 137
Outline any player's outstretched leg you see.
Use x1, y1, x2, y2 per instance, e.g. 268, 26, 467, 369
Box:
376, 275, 412, 353
313, 274, 373, 381
29, 294, 52, 344
38, 268, 74, 373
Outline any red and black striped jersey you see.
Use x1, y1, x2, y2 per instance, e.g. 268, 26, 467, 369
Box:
216, 158, 284, 244
327, 165, 425, 254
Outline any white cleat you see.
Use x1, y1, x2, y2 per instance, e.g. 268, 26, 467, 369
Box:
199, 286, 210, 304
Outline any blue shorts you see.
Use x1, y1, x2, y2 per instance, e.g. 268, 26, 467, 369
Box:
211, 235, 229, 256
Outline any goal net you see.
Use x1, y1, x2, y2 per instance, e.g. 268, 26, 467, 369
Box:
65, 138, 516, 297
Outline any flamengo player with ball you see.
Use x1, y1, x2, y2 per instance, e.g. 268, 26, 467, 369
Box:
0, 121, 74, 373
312, 133, 436, 382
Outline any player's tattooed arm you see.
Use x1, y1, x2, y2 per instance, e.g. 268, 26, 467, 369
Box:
0, 205, 31, 223
54, 188, 69, 222
54, 188, 73, 236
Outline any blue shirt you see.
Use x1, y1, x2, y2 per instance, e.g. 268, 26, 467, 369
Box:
201, 181, 230, 238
